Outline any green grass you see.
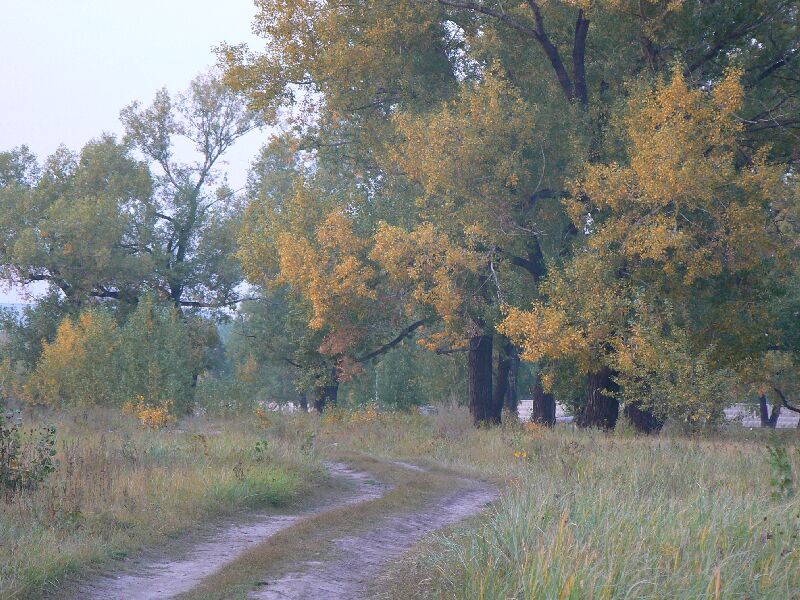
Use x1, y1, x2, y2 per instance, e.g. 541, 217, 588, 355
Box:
3, 404, 799, 599
300, 405, 800, 599
0, 409, 320, 600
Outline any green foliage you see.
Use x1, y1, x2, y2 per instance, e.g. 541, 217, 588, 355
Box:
340, 339, 468, 410
767, 444, 796, 501
0, 410, 57, 494
115, 297, 194, 414
0, 292, 79, 371
23, 298, 195, 413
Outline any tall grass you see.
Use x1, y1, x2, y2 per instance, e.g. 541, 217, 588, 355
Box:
0, 410, 320, 599
316, 407, 800, 600
3, 404, 798, 599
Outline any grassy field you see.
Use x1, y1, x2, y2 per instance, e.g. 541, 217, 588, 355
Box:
2, 405, 799, 599
321, 409, 800, 600
0, 409, 321, 599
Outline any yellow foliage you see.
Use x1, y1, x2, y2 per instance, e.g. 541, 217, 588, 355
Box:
123, 396, 176, 429
572, 67, 781, 284
255, 406, 272, 428
393, 67, 537, 244
27, 311, 118, 406
370, 222, 482, 331
321, 403, 381, 427
502, 68, 787, 385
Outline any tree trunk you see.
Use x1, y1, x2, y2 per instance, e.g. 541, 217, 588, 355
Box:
759, 394, 781, 428
504, 346, 520, 415
314, 368, 339, 413
468, 334, 495, 426
314, 383, 337, 412
624, 403, 664, 434
493, 341, 512, 421
298, 393, 308, 412
530, 372, 556, 426
577, 367, 619, 430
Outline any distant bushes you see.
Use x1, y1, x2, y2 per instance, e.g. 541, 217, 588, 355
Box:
25, 297, 195, 414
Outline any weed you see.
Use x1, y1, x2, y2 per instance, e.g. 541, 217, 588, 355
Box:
767, 443, 795, 500
0, 410, 57, 496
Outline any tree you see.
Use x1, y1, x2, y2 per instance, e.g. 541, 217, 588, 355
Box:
120, 71, 261, 309
238, 139, 434, 411
0, 137, 154, 306
0, 72, 260, 316
501, 69, 790, 429
221, 0, 799, 426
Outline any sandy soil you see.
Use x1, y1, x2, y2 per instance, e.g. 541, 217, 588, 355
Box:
65, 460, 496, 600
68, 463, 386, 600
250, 481, 497, 599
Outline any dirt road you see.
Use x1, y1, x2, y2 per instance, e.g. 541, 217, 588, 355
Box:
66, 458, 496, 599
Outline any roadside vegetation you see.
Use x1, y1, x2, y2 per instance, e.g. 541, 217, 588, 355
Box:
0, 410, 319, 599
1, 0, 800, 598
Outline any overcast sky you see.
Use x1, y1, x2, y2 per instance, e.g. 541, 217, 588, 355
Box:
0, 1, 267, 303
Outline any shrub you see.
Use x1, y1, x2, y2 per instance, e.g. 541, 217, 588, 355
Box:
122, 396, 177, 429
25, 297, 196, 414
115, 297, 194, 414
0, 411, 57, 495
26, 310, 118, 407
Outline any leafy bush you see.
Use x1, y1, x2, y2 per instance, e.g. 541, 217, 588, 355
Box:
115, 297, 194, 414
26, 310, 118, 406
0, 411, 57, 495
24, 297, 196, 414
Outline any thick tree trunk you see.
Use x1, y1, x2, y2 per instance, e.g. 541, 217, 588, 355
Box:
504, 346, 520, 415
530, 372, 556, 426
298, 393, 308, 413
624, 403, 664, 434
468, 334, 495, 426
314, 383, 338, 412
493, 341, 512, 420
577, 367, 619, 430
314, 368, 339, 412
759, 394, 781, 428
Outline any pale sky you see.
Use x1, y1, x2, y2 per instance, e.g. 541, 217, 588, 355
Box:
0, 0, 268, 303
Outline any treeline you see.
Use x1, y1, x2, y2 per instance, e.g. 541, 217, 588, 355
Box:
2, 0, 800, 431
222, 0, 800, 430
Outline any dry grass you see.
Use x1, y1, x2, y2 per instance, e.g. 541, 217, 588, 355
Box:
0, 409, 320, 600
3, 404, 799, 599
320, 408, 800, 600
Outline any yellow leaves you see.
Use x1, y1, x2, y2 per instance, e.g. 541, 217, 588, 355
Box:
27, 311, 118, 406
123, 396, 176, 429
571, 66, 782, 289
500, 304, 589, 365
392, 66, 537, 241
370, 221, 482, 328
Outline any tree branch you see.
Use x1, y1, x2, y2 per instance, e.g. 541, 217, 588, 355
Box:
356, 318, 432, 362
572, 9, 590, 108
773, 386, 800, 415
436, 0, 576, 101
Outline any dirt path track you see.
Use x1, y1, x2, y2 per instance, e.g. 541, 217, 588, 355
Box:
252, 482, 496, 599
67, 459, 496, 600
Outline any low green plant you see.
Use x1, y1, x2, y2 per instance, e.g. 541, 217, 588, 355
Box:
0, 411, 57, 494
767, 443, 795, 500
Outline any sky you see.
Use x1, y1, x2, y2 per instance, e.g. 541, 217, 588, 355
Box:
0, 0, 267, 303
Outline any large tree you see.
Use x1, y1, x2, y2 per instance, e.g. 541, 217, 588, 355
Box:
222, 0, 799, 426
0, 72, 260, 314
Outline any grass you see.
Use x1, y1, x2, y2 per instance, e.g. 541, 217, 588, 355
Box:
2, 403, 799, 599
326, 409, 800, 600
0, 408, 321, 600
